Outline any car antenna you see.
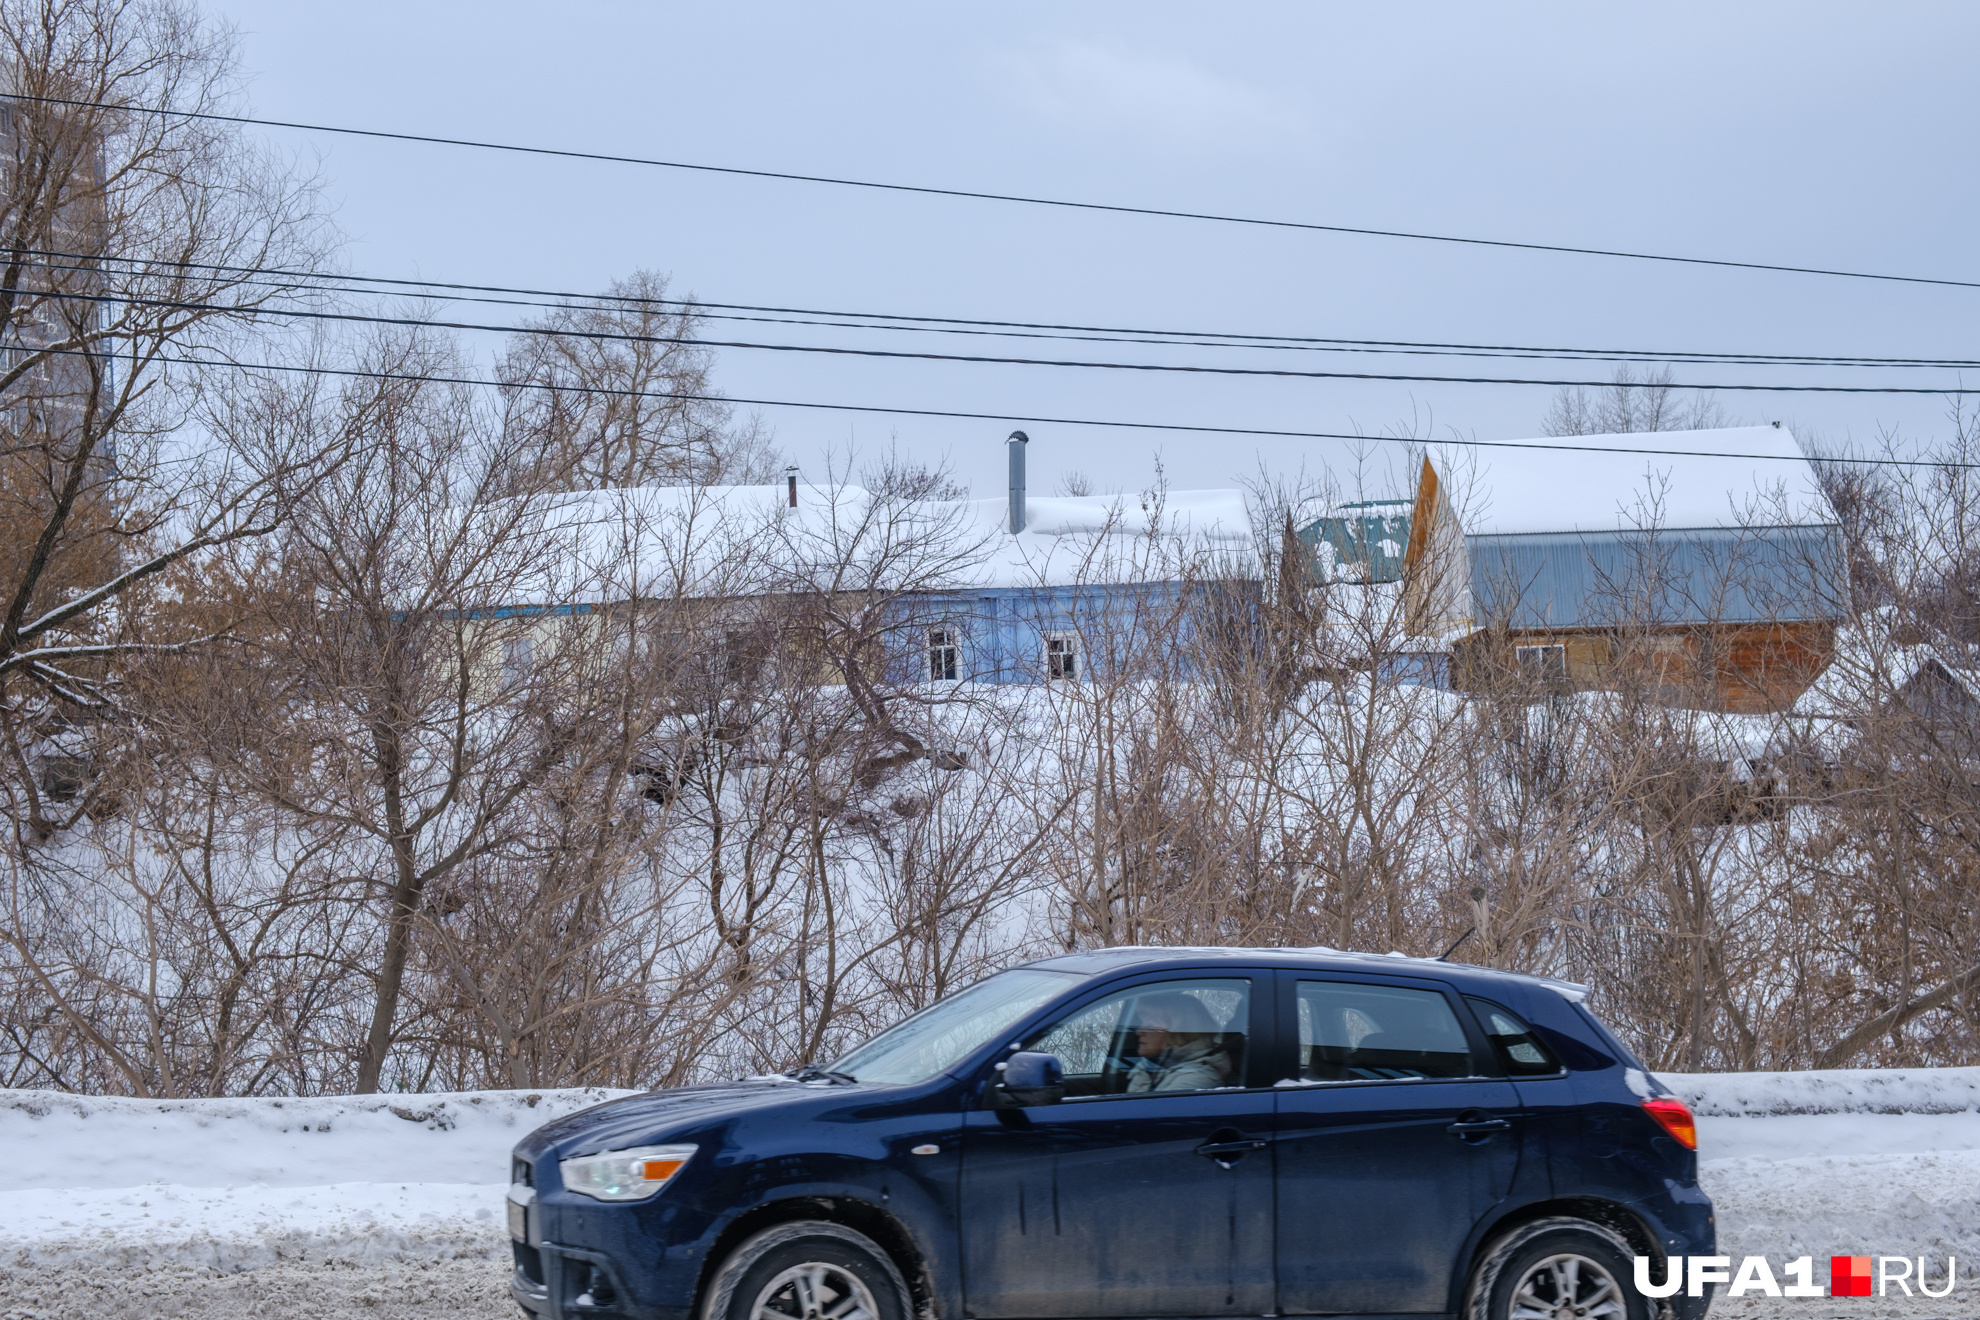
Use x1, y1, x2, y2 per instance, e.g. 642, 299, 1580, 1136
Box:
1438, 926, 1475, 961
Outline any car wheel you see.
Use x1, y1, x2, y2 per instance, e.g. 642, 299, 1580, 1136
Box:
1465, 1217, 1651, 1320
703, 1221, 911, 1320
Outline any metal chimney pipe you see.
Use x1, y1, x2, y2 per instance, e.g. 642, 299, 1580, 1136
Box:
785, 465, 799, 509
1007, 431, 1028, 533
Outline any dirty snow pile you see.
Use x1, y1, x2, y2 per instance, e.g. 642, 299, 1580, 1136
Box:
3, 1070, 1979, 1279
0, 1086, 633, 1271
1664, 1067, 1980, 1278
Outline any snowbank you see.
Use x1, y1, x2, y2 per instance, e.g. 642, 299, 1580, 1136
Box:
0, 1086, 632, 1272
0, 1086, 633, 1191
1660, 1069, 1980, 1299
1666, 1065, 1980, 1117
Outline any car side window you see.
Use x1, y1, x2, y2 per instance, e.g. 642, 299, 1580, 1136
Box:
1465, 997, 1564, 1076
1026, 978, 1250, 1097
1295, 980, 1476, 1081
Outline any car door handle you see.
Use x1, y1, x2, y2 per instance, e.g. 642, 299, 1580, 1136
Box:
1196, 1138, 1269, 1158
1447, 1116, 1513, 1141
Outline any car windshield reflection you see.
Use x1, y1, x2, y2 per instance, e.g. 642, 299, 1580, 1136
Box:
829, 968, 1082, 1085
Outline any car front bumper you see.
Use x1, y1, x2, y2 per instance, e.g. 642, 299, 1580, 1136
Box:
512, 1236, 655, 1320
509, 1178, 698, 1320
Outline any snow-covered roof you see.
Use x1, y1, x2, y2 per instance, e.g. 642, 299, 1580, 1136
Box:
1430, 426, 1837, 536
482, 482, 1256, 608
1018, 489, 1248, 539
1793, 611, 1980, 718
1924, 662, 1980, 704
976, 487, 1255, 591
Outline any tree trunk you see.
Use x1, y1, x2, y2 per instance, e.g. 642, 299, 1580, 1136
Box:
356, 722, 424, 1094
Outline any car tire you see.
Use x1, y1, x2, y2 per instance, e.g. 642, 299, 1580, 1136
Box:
702, 1221, 911, 1320
1465, 1216, 1654, 1320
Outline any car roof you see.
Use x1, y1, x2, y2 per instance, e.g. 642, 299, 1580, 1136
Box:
1020, 945, 1588, 1004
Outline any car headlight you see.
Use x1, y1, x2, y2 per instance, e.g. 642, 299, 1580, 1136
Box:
559, 1143, 697, 1202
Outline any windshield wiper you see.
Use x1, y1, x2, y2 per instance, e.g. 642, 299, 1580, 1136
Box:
789, 1062, 857, 1084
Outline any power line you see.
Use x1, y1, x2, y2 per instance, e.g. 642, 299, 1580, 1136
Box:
28, 277, 1980, 395
8, 92, 1980, 294
57, 342, 1970, 469
20, 247, 1980, 373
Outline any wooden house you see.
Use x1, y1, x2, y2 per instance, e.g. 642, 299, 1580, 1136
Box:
1394, 426, 1848, 712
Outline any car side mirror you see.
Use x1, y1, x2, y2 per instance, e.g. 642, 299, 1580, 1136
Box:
995, 1051, 1065, 1107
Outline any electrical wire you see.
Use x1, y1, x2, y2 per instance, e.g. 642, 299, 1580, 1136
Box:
16, 246, 1980, 372
41, 341, 1968, 469
18, 276, 1980, 395
7, 91, 1979, 293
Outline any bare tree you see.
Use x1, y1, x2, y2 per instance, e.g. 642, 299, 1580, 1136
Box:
227, 334, 610, 1092
1543, 365, 1730, 438
498, 269, 776, 492
24, 369, 1980, 1095
0, 0, 335, 838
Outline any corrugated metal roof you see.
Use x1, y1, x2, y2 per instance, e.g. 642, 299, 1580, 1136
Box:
1467, 524, 1847, 629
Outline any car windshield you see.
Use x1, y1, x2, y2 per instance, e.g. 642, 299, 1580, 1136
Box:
830, 968, 1083, 1085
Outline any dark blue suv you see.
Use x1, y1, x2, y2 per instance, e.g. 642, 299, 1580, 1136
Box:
509, 948, 1714, 1320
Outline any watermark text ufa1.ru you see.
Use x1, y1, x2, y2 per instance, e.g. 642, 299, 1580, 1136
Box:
1634, 1256, 1957, 1299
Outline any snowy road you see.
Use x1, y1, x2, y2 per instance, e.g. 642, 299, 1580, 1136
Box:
2, 1072, 1976, 1319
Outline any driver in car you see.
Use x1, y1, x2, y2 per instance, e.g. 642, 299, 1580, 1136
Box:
1124, 994, 1234, 1092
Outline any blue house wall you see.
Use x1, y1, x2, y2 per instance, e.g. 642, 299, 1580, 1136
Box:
890, 579, 1258, 685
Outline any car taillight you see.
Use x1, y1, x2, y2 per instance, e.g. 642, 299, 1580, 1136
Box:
1642, 1095, 1697, 1151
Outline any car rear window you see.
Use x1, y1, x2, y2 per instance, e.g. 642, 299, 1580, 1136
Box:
1465, 998, 1564, 1076
1296, 980, 1476, 1081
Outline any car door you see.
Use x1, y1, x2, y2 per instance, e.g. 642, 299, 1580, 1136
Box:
959, 973, 1275, 1319
1274, 973, 1521, 1315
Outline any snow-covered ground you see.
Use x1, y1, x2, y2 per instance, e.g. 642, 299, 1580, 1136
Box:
2, 1071, 1976, 1318
1667, 1069, 1980, 1319
0, 1086, 631, 1274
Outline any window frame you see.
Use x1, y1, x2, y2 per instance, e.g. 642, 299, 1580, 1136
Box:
1514, 641, 1568, 685
1271, 970, 1497, 1089
1043, 630, 1080, 681
1002, 968, 1273, 1104
500, 633, 535, 688
927, 626, 960, 683
1462, 995, 1568, 1080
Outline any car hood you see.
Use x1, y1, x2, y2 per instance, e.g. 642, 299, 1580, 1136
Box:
519, 1076, 864, 1158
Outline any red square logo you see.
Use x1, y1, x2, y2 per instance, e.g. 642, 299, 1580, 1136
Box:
1831, 1256, 1873, 1297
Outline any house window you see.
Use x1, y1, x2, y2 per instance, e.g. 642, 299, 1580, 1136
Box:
928, 627, 959, 682
502, 635, 534, 686
1514, 643, 1567, 685
1045, 631, 1079, 681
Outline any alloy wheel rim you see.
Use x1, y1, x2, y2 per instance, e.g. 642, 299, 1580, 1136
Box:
1508, 1251, 1627, 1320
751, 1262, 880, 1320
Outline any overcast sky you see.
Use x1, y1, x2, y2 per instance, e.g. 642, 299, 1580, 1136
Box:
215, 2, 1980, 501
